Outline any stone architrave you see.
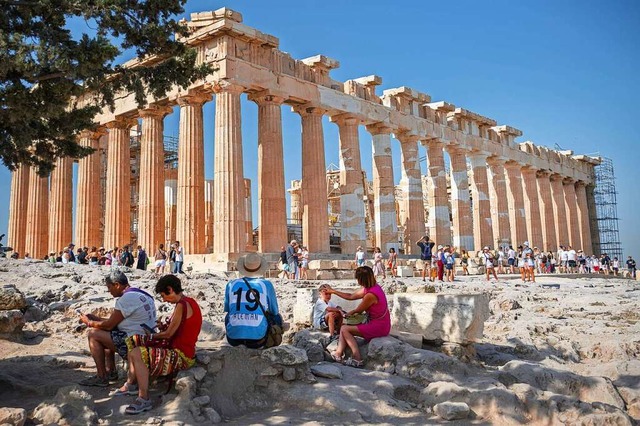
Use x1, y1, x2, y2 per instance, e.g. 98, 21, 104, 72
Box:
213, 83, 246, 257
575, 181, 593, 254
521, 166, 543, 249
563, 178, 581, 249
468, 152, 493, 251
397, 132, 425, 255
367, 124, 398, 252
332, 114, 366, 253
536, 170, 557, 252
446, 146, 473, 251
48, 156, 73, 253
76, 129, 105, 248
138, 105, 172, 254
550, 174, 570, 248
164, 179, 178, 249
249, 92, 287, 253
104, 117, 136, 249
294, 105, 330, 253
25, 166, 49, 259
424, 140, 451, 246
8, 166, 30, 256
504, 161, 528, 246
177, 91, 211, 256
487, 157, 511, 248
204, 179, 214, 253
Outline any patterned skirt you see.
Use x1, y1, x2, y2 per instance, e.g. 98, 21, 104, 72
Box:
126, 335, 195, 377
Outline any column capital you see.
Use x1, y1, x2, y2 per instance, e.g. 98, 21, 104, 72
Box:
444, 144, 469, 155
486, 155, 507, 166
105, 117, 137, 130
575, 180, 587, 187
292, 104, 326, 117
549, 173, 564, 182
139, 104, 173, 118
536, 169, 552, 178
329, 113, 359, 126
177, 91, 212, 107
211, 80, 245, 95
520, 165, 538, 175
79, 127, 107, 140
503, 160, 523, 170
247, 91, 285, 106
396, 131, 419, 144
468, 150, 489, 160
421, 137, 444, 148
366, 122, 393, 135
562, 177, 575, 185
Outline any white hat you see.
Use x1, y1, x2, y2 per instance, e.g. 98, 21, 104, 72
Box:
437, 245, 443, 250
483, 246, 490, 250
236, 253, 268, 277
523, 241, 530, 246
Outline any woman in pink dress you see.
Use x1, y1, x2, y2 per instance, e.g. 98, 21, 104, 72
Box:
325, 266, 391, 368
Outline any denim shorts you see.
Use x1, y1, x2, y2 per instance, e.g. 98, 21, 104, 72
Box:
111, 330, 129, 358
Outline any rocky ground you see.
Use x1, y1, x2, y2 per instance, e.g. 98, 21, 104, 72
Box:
0, 259, 638, 425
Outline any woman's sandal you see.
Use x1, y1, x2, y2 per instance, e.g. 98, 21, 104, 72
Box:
330, 352, 343, 363
342, 358, 364, 368
109, 382, 139, 397
125, 397, 153, 415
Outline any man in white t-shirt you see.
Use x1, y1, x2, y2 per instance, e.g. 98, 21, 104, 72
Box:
566, 246, 577, 273
312, 284, 344, 341
173, 241, 184, 274
507, 246, 516, 274
78, 270, 156, 387
556, 246, 565, 273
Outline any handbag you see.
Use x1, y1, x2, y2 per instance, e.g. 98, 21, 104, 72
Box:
344, 312, 368, 325
242, 278, 283, 348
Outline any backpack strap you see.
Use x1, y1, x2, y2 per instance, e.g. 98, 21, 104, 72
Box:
241, 278, 269, 317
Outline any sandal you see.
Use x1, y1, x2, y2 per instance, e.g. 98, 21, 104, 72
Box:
342, 358, 364, 368
125, 397, 153, 415
109, 382, 139, 397
330, 352, 343, 363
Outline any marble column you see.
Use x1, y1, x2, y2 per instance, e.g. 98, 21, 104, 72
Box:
550, 174, 570, 248
177, 91, 210, 256
424, 140, 451, 246
104, 118, 136, 249
249, 93, 287, 253
204, 179, 214, 253
244, 178, 254, 249
468, 152, 493, 251
48, 156, 73, 253
333, 114, 366, 253
25, 166, 49, 259
575, 181, 593, 254
563, 178, 581, 249
288, 180, 303, 223
521, 166, 543, 249
397, 133, 425, 255
138, 105, 171, 253
446, 146, 473, 251
76, 129, 105, 248
164, 179, 177, 249
213, 83, 246, 257
536, 170, 557, 252
8, 165, 30, 256
368, 124, 398, 252
487, 157, 511, 248
504, 161, 528, 246
295, 106, 329, 253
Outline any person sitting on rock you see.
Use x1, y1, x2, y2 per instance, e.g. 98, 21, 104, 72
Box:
78, 270, 157, 387
120, 274, 203, 415
325, 266, 391, 368
313, 284, 343, 342
224, 253, 282, 349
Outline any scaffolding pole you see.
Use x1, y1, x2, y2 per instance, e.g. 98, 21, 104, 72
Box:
593, 156, 623, 259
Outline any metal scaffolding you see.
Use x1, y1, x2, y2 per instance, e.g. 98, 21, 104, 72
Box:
593, 156, 623, 259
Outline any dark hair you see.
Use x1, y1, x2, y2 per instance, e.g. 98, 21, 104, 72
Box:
355, 266, 376, 288
156, 274, 183, 294
389, 248, 396, 253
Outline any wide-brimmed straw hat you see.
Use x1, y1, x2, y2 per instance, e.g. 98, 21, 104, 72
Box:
236, 253, 268, 277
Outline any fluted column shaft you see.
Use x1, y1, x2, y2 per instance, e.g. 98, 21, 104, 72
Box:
204, 179, 214, 253
563, 178, 581, 248
48, 156, 73, 253
398, 134, 425, 255
250, 93, 287, 253
522, 167, 543, 249
104, 118, 136, 249
425, 140, 451, 246
575, 182, 593, 254
138, 106, 171, 253
487, 157, 511, 248
334, 115, 366, 253
537, 171, 557, 251
25, 166, 49, 258
76, 130, 104, 248
550, 174, 569, 247
505, 162, 528, 246
8, 166, 30, 256
297, 106, 329, 253
164, 179, 178, 249
369, 125, 398, 251
468, 152, 493, 251
213, 84, 245, 257
447, 147, 473, 251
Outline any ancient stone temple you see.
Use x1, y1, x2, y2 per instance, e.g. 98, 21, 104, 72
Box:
7, 7, 600, 266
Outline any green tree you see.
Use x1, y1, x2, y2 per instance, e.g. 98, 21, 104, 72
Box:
0, 0, 211, 175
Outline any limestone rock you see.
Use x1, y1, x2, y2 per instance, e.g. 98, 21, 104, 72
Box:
0, 310, 25, 334
433, 401, 470, 420
292, 329, 326, 362
282, 367, 297, 381
0, 407, 26, 426
175, 375, 197, 398
191, 366, 207, 381
310, 363, 343, 379
32, 386, 98, 425
0, 285, 26, 310
489, 296, 522, 313
203, 407, 222, 423
261, 345, 308, 365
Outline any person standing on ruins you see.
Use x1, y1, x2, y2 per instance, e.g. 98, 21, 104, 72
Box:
173, 241, 184, 274
417, 235, 434, 282
136, 246, 147, 271
626, 256, 636, 279
286, 240, 299, 280
279, 246, 290, 279
482, 246, 498, 281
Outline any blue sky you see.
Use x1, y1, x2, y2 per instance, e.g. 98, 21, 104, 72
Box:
1, 0, 638, 258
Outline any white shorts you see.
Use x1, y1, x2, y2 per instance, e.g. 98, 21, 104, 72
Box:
154, 259, 166, 268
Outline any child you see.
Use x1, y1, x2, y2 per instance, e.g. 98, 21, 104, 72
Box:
354, 246, 366, 267
387, 248, 397, 279
313, 284, 344, 341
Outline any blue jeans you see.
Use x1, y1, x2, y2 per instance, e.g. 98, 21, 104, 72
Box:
173, 261, 183, 274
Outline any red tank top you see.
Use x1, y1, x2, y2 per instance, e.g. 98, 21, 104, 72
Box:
171, 297, 202, 359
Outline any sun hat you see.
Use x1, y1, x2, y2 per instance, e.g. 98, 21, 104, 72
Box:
437, 245, 443, 250
523, 241, 530, 246
236, 253, 269, 277
483, 246, 490, 250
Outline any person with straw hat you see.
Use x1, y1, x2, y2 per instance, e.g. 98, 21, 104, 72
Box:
224, 253, 282, 349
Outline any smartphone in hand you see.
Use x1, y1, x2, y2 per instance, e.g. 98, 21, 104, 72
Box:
140, 323, 156, 334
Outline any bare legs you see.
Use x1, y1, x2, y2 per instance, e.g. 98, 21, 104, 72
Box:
334, 325, 364, 361
86, 328, 116, 379
129, 347, 150, 400
325, 311, 343, 336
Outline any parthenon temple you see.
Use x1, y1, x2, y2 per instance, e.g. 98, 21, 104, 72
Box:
7, 8, 601, 267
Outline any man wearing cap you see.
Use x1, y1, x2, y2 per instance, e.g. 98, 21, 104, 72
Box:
417, 236, 435, 282
67, 243, 76, 263
224, 253, 282, 349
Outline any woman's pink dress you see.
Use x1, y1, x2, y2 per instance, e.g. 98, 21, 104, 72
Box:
357, 284, 391, 340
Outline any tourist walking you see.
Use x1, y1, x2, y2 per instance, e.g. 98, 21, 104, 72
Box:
417, 235, 434, 282
300, 246, 310, 280
173, 241, 184, 274
627, 256, 636, 279
354, 246, 366, 267
279, 246, 290, 279
460, 250, 470, 275
483, 246, 498, 281
154, 244, 167, 275
507, 246, 516, 274
372, 247, 385, 279
136, 246, 147, 271
387, 248, 397, 279
286, 240, 299, 280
